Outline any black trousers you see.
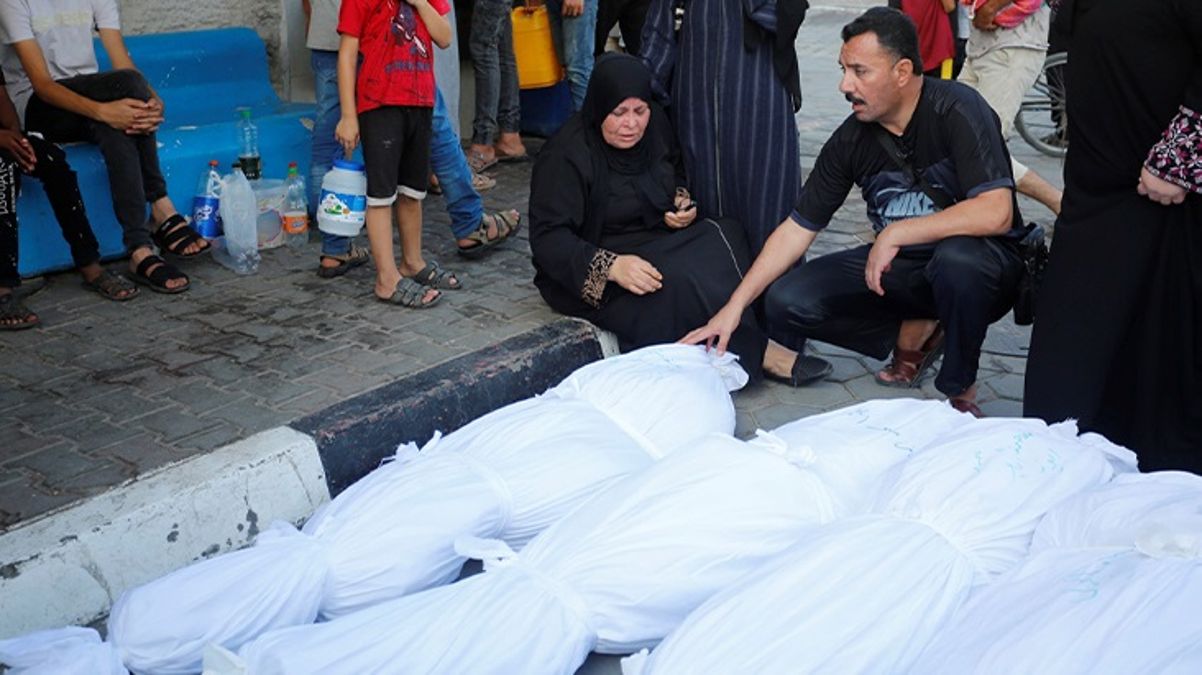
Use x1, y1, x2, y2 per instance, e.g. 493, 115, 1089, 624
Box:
1, 135, 100, 288
23, 69, 167, 252
594, 0, 651, 56
765, 236, 1023, 397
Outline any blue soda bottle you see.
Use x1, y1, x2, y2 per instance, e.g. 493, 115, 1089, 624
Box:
191, 159, 223, 239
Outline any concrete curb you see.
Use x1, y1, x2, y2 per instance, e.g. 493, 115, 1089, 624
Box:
0, 318, 607, 640
0, 427, 326, 639
293, 318, 609, 496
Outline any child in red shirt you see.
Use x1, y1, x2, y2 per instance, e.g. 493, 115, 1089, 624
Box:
335, 0, 460, 307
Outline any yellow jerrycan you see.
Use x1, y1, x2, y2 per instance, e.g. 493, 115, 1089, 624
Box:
511, 2, 565, 89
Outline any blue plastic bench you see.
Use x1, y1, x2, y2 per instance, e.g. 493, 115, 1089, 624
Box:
16, 27, 315, 276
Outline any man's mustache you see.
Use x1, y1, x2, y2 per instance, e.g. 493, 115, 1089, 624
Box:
845, 93, 866, 106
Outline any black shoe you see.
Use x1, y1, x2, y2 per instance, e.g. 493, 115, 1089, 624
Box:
764, 354, 833, 387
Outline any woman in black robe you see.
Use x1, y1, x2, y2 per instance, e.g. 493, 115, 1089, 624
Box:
529, 54, 806, 384
1024, 0, 1202, 470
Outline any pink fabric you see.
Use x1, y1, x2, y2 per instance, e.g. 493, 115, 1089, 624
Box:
963, 0, 1043, 29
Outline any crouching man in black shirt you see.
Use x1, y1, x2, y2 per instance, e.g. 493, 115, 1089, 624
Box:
683, 7, 1024, 416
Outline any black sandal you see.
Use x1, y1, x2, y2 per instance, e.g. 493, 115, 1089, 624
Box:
376, 277, 440, 308
411, 260, 462, 290
82, 270, 139, 301
131, 254, 190, 294
152, 214, 210, 258
0, 293, 39, 330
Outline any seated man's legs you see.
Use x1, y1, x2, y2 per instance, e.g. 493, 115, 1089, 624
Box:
765, 244, 919, 361
24, 69, 193, 290
923, 235, 1023, 398
766, 237, 1021, 401
25, 135, 136, 300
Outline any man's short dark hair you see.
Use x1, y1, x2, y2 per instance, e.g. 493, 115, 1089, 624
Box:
841, 7, 924, 74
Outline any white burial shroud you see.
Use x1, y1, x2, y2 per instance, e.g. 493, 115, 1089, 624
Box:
911, 471, 1202, 674
96, 345, 746, 674
232, 431, 864, 675
623, 418, 1135, 675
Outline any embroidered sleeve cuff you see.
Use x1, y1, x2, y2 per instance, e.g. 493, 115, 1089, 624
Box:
582, 249, 617, 308
1144, 105, 1202, 194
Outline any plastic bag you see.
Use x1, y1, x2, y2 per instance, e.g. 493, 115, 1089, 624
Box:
211, 168, 260, 274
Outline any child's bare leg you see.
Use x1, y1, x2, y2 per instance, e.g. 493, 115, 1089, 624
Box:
366, 203, 401, 299
394, 195, 427, 277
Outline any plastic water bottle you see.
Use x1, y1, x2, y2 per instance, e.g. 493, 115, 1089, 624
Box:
190, 159, 223, 239
213, 163, 261, 274
282, 162, 309, 249
316, 159, 367, 237
237, 108, 261, 180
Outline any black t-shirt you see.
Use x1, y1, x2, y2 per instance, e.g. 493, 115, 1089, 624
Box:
791, 78, 1025, 238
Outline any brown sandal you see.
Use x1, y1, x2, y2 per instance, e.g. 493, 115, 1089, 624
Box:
875, 325, 945, 388
317, 245, 370, 278
950, 397, 984, 418
458, 210, 521, 259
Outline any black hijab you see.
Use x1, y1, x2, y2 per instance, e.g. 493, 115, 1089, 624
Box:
581, 53, 658, 176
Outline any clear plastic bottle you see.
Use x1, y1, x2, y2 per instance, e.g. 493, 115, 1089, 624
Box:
190, 159, 223, 240
212, 163, 261, 274
282, 162, 309, 249
237, 108, 261, 180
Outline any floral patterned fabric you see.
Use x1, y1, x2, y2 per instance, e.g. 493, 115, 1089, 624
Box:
1144, 105, 1202, 193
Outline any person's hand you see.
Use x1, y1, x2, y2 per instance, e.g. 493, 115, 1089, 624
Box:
679, 301, 744, 355
865, 228, 901, 296
1137, 166, 1188, 206
97, 98, 159, 132
125, 98, 165, 135
562, 0, 584, 17
608, 254, 663, 295
335, 116, 360, 157
972, 6, 998, 30
0, 130, 36, 172
664, 193, 697, 229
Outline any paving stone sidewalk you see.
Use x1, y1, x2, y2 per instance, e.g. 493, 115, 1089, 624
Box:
0, 7, 1063, 530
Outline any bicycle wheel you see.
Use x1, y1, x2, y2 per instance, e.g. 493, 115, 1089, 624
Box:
1015, 52, 1068, 159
